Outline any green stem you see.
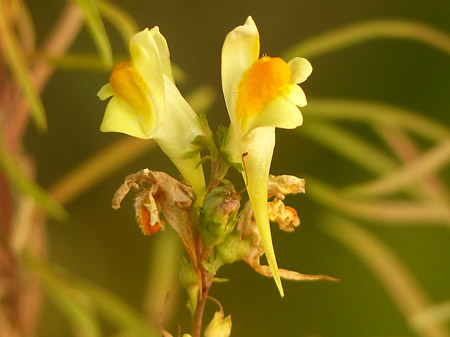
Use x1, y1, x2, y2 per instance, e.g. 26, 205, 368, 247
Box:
345, 139, 450, 199
300, 122, 398, 175
307, 177, 450, 225
48, 137, 155, 205
374, 125, 450, 203
305, 98, 450, 142
284, 19, 450, 60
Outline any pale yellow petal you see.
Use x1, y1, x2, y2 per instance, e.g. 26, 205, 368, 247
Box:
222, 16, 260, 126
288, 57, 312, 84
245, 94, 303, 132
204, 311, 232, 337
100, 96, 153, 138
241, 127, 283, 296
129, 29, 165, 125
153, 76, 206, 203
149, 26, 175, 82
97, 83, 114, 100
283, 83, 307, 107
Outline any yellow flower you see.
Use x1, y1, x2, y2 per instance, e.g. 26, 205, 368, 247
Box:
204, 311, 232, 337
221, 16, 312, 296
98, 28, 206, 203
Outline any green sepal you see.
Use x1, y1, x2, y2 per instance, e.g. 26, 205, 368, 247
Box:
183, 148, 202, 159
212, 278, 229, 283
218, 126, 244, 172
199, 183, 240, 247
191, 134, 209, 147
202, 262, 217, 275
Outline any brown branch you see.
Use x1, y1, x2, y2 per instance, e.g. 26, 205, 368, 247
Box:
5, 2, 84, 149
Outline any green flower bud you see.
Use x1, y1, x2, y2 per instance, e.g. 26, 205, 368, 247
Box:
200, 183, 240, 247
215, 231, 251, 267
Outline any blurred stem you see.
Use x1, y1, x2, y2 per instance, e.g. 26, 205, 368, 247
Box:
375, 126, 450, 203
307, 177, 450, 225
15, 1, 35, 56
410, 301, 450, 333
33, 52, 123, 72
321, 216, 450, 337
143, 229, 180, 328
300, 122, 398, 175
305, 98, 450, 142
27, 253, 159, 337
72, 0, 112, 66
48, 137, 155, 205
96, 0, 138, 45
25, 252, 101, 337
284, 19, 450, 60
5, 1, 84, 149
346, 138, 450, 200
0, 135, 66, 220
0, 0, 47, 133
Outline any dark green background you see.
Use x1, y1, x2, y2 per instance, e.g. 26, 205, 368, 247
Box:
25, 0, 450, 336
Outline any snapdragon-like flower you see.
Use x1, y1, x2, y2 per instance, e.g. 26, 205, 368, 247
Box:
98, 28, 206, 203
221, 17, 312, 296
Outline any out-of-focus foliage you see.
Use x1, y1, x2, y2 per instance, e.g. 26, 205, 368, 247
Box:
1, 0, 449, 336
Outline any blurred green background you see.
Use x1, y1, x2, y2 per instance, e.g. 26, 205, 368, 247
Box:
17, 0, 450, 336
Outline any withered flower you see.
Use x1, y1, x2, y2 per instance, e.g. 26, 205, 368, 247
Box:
112, 169, 198, 271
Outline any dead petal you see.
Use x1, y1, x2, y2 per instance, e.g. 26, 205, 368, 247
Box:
145, 171, 199, 279
112, 169, 200, 283
268, 198, 300, 232
112, 169, 153, 209
268, 174, 305, 197
250, 263, 340, 282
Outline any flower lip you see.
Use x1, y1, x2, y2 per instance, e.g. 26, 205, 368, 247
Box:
109, 61, 151, 115
235, 56, 292, 133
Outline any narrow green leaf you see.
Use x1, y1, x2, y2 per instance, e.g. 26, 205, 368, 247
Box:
0, 136, 67, 220
0, 0, 47, 131
284, 19, 450, 60
73, 0, 112, 66
300, 122, 398, 175
27, 254, 157, 336
49, 137, 155, 205
96, 0, 138, 45
307, 177, 450, 225
73, 280, 159, 337
34, 52, 124, 72
345, 139, 450, 198
304, 98, 450, 142
26, 254, 100, 337
16, 1, 36, 53
143, 230, 180, 325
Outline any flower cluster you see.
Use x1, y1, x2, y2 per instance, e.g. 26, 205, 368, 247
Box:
99, 16, 334, 337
